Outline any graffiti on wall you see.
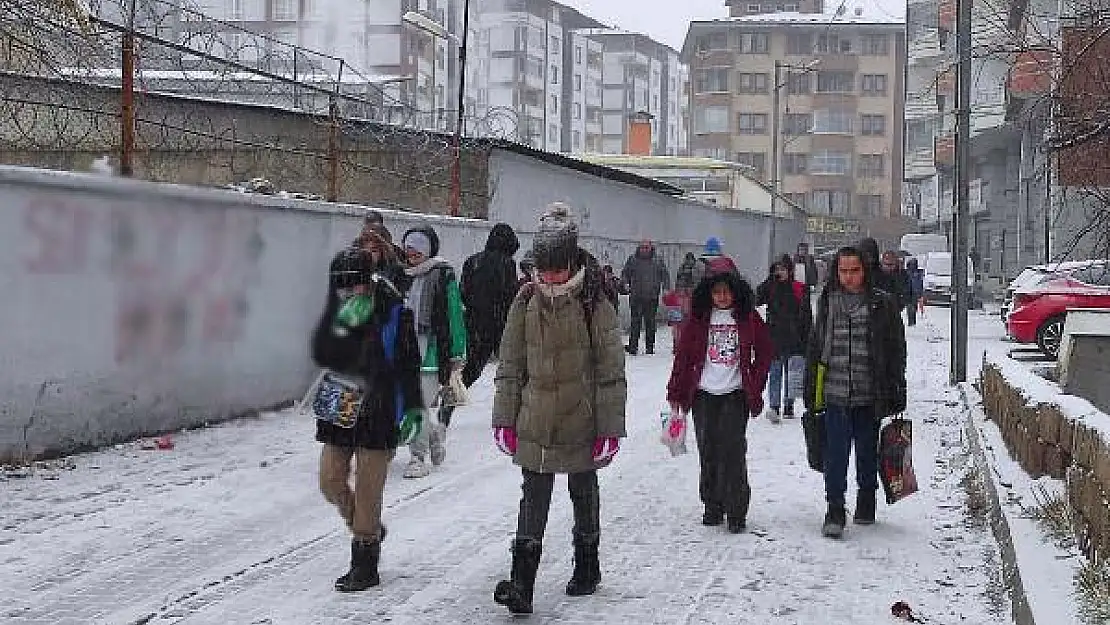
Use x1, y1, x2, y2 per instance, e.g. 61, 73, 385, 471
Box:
22, 197, 265, 364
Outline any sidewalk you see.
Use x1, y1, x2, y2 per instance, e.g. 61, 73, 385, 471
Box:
0, 321, 1012, 625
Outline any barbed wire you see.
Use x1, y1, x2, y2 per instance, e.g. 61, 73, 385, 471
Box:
0, 0, 522, 216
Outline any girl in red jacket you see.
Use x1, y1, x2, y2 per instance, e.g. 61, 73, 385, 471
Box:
666, 265, 773, 533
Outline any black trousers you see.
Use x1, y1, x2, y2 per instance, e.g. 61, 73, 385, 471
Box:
691, 390, 751, 521
516, 469, 600, 546
462, 324, 498, 388
905, 303, 918, 327
628, 297, 659, 351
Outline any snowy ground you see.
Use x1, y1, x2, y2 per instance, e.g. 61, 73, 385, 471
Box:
1, 310, 1015, 625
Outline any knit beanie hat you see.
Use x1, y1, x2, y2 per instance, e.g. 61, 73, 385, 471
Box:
704, 237, 722, 256
532, 202, 579, 271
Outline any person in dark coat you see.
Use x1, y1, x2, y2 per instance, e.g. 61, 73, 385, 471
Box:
675, 252, 699, 292
621, 240, 670, 355
667, 264, 773, 533
803, 246, 907, 539
312, 230, 423, 592
460, 223, 520, 387
756, 255, 813, 421
905, 257, 925, 326
793, 242, 820, 301
880, 250, 912, 311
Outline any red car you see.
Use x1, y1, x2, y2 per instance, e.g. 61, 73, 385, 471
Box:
1007, 262, 1110, 357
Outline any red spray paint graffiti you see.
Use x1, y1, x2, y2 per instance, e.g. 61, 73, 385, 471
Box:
22, 197, 265, 365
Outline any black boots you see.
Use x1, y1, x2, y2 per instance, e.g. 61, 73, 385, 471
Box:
853, 489, 877, 525
335, 538, 380, 592
565, 542, 600, 596
494, 538, 542, 614
701, 505, 724, 526
822, 505, 847, 539
726, 515, 746, 534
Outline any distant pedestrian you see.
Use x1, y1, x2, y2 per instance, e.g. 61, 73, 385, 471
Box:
601, 264, 624, 313
793, 242, 820, 300
676, 252, 699, 292
400, 226, 467, 479
311, 231, 423, 591
621, 240, 670, 355
460, 223, 520, 388
756, 255, 812, 422
667, 262, 772, 533
518, 251, 536, 287
492, 203, 627, 614
905, 258, 925, 326
804, 246, 907, 539
689, 237, 730, 285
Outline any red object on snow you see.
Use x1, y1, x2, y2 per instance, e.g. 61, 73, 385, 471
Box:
155, 435, 175, 450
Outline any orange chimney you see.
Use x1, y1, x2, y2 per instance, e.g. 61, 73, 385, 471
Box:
627, 111, 654, 156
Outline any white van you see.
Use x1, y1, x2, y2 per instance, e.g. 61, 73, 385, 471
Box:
900, 233, 948, 262
922, 251, 976, 305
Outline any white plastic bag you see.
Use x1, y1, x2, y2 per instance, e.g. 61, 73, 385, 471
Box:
660, 406, 688, 457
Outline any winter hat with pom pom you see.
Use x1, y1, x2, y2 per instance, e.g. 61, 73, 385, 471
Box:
532, 202, 579, 271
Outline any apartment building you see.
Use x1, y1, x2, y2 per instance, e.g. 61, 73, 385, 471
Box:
682, 9, 906, 247
574, 29, 687, 155
725, 0, 824, 17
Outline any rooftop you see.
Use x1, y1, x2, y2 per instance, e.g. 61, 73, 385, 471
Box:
682, 7, 904, 57
574, 27, 681, 56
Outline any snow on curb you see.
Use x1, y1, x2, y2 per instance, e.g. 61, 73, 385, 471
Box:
961, 381, 1083, 625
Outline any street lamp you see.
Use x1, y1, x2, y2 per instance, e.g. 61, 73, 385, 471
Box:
402, 7, 469, 218
769, 58, 820, 265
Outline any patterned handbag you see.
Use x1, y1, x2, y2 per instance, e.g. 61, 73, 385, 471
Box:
305, 370, 365, 429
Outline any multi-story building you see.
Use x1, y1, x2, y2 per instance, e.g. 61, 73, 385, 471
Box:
725, 0, 823, 16
573, 29, 687, 155
683, 9, 906, 248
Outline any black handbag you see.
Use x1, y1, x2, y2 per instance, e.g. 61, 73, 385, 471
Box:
802, 410, 824, 473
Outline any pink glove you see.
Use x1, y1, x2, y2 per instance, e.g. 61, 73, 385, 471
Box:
494, 426, 517, 456
592, 437, 620, 465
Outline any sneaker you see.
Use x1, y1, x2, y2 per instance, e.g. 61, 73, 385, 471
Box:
767, 407, 781, 424
624, 345, 638, 356
403, 458, 430, 479
429, 423, 447, 466
783, 404, 795, 419
821, 505, 847, 538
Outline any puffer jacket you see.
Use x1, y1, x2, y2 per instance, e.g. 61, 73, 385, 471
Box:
492, 249, 628, 474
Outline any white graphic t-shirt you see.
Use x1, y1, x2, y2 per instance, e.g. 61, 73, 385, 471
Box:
699, 308, 743, 395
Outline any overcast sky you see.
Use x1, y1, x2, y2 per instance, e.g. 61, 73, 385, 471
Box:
557, 0, 906, 51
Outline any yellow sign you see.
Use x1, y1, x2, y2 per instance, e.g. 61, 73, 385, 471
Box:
806, 216, 862, 235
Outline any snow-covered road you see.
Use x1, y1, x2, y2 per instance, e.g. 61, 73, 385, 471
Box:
1, 310, 1014, 625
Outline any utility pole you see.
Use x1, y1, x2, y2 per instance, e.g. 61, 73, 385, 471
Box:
951, 0, 972, 383
769, 60, 782, 266
449, 0, 471, 217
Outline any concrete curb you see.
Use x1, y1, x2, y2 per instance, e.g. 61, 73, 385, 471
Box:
959, 382, 1036, 625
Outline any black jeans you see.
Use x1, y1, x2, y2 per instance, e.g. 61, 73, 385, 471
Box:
462, 324, 499, 388
822, 404, 880, 508
905, 303, 918, 327
516, 469, 600, 546
691, 390, 751, 521
628, 297, 659, 351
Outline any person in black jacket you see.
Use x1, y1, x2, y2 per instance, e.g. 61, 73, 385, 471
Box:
460, 223, 520, 388
803, 246, 906, 539
756, 255, 813, 421
312, 230, 423, 592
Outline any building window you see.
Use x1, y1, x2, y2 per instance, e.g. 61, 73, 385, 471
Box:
696, 33, 729, 51
574, 102, 582, 119
551, 35, 560, 52
784, 3, 799, 10
575, 46, 582, 63
810, 150, 852, 175
786, 33, 812, 55
747, 3, 761, 12
784, 152, 808, 175
737, 73, 770, 94
551, 95, 558, 113
812, 109, 854, 133
549, 125, 559, 144
272, 0, 296, 20
783, 112, 812, 135
860, 114, 887, 136
695, 106, 730, 133
737, 113, 768, 134
816, 71, 854, 93
574, 73, 582, 91
861, 74, 888, 95
573, 130, 582, 150
695, 67, 730, 92
550, 64, 559, 84
857, 194, 884, 216
811, 190, 851, 214
734, 152, 767, 178
816, 33, 853, 54
861, 34, 890, 55
737, 32, 770, 53
858, 154, 885, 177
785, 71, 811, 94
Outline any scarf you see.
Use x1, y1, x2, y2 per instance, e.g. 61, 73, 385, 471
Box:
404, 256, 449, 333
536, 266, 586, 302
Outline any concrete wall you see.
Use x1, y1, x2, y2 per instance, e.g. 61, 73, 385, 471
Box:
1, 160, 799, 461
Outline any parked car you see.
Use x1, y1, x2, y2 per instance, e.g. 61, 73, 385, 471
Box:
999, 261, 1100, 328
1007, 261, 1110, 358
922, 252, 978, 306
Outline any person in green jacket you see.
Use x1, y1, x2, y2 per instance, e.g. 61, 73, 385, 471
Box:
491, 203, 628, 614
400, 225, 467, 479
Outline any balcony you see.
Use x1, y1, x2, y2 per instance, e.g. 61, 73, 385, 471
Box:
934, 134, 955, 168
1007, 49, 1054, 98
